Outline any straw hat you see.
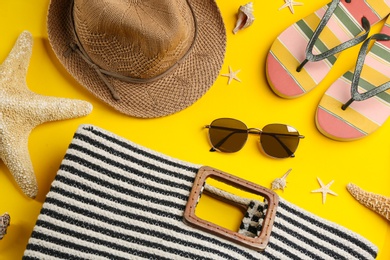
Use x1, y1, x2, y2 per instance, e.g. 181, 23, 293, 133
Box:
47, 0, 226, 118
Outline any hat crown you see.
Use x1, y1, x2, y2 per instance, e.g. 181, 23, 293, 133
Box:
73, 0, 195, 79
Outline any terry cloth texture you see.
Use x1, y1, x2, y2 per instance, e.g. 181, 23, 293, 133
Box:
23, 125, 377, 259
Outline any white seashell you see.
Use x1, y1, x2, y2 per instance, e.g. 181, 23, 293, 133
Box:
233, 2, 255, 34
271, 169, 292, 191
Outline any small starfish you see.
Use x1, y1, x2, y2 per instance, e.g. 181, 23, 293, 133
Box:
311, 177, 338, 204
221, 66, 241, 85
0, 31, 92, 198
279, 0, 303, 14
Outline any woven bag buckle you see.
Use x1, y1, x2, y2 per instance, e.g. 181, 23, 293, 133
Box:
183, 166, 279, 251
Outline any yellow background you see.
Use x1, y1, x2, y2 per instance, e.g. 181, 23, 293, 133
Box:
0, 0, 389, 259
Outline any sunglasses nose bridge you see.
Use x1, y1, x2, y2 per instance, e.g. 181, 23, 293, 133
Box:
248, 128, 262, 135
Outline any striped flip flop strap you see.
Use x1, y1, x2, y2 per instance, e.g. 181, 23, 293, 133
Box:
342, 33, 390, 110
297, 0, 371, 72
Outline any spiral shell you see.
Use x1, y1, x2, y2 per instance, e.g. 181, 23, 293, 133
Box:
271, 169, 292, 191
233, 2, 255, 34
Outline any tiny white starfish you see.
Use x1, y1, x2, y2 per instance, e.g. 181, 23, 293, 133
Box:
311, 177, 338, 204
279, 0, 303, 14
221, 66, 241, 85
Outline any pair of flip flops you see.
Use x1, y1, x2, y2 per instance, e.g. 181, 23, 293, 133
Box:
266, 0, 390, 141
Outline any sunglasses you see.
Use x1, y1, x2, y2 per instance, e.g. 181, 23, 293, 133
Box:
205, 118, 304, 158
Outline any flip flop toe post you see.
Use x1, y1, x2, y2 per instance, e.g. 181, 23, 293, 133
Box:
266, 0, 390, 98
316, 17, 390, 141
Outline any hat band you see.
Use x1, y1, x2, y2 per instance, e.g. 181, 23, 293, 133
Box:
65, 0, 198, 101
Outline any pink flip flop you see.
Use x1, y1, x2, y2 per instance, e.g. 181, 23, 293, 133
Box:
316, 16, 390, 141
266, 0, 390, 98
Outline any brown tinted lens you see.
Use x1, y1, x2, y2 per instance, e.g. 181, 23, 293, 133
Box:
208, 118, 248, 153
260, 124, 300, 158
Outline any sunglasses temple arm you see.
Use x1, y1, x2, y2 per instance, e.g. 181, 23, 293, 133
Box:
206, 125, 248, 132
205, 126, 247, 152
263, 133, 302, 158
277, 137, 295, 158
209, 131, 240, 152
266, 133, 305, 139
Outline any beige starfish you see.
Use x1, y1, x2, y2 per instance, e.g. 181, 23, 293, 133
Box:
311, 177, 338, 204
279, 0, 303, 14
221, 66, 241, 85
0, 31, 92, 198
347, 183, 390, 221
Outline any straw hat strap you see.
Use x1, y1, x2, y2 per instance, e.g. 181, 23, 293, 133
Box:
68, 43, 121, 100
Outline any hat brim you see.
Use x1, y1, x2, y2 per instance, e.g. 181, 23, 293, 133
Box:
47, 0, 226, 118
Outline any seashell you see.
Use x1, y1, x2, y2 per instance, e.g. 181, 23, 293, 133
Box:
233, 2, 255, 34
0, 213, 10, 240
347, 183, 390, 221
271, 169, 292, 191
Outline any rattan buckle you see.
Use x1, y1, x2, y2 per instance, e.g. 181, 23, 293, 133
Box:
184, 166, 279, 251
183, 166, 279, 251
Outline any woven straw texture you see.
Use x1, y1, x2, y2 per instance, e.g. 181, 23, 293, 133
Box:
47, 0, 226, 118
